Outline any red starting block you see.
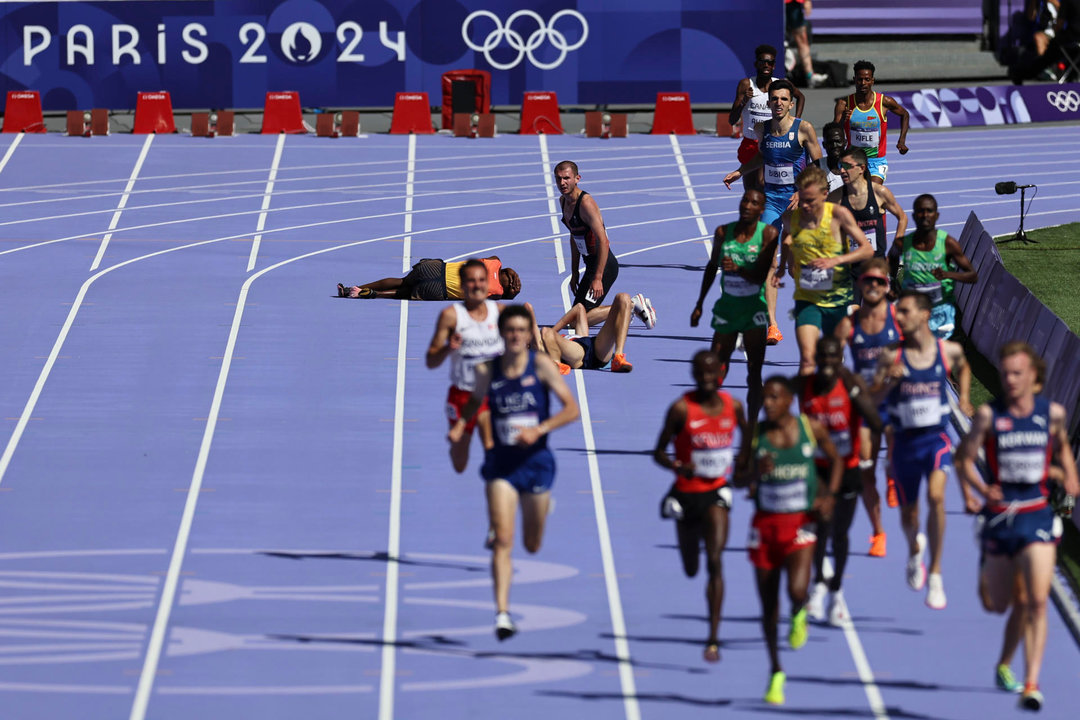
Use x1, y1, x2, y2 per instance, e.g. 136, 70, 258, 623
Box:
585, 112, 628, 138
191, 111, 235, 138
390, 92, 434, 134
133, 91, 176, 134
92, 109, 110, 135
651, 92, 695, 135
520, 92, 562, 134
453, 112, 496, 138
315, 111, 360, 137
3, 91, 46, 133
716, 114, 742, 138
66, 110, 92, 137
261, 92, 306, 134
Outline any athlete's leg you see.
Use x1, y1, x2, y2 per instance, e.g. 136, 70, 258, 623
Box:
785, 544, 814, 615
476, 409, 495, 451
756, 566, 784, 674
925, 469, 947, 575
703, 504, 731, 656
592, 292, 633, 360
860, 428, 885, 537
676, 518, 702, 577
812, 513, 831, 587
519, 491, 552, 554
829, 494, 859, 591
487, 479, 520, 613
765, 263, 780, 330
791, 27, 812, 84
356, 276, 405, 293
1017, 542, 1056, 687
795, 323, 820, 375
996, 573, 1026, 667
900, 497, 921, 555
742, 327, 769, 422
710, 332, 739, 373
449, 428, 474, 473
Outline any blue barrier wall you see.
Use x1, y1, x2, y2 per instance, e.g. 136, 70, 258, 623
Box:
0, 0, 782, 110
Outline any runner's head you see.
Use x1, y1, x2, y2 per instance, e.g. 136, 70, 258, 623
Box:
795, 165, 830, 216
761, 375, 794, 422
691, 349, 726, 394
913, 194, 939, 232
459, 259, 489, 305
814, 336, 844, 379
499, 267, 522, 299
754, 44, 777, 77
854, 60, 875, 95
738, 188, 766, 222
998, 341, 1043, 402
553, 160, 580, 196
822, 121, 847, 160
858, 258, 890, 305
497, 304, 533, 352
767, 79, 796, 120
895, 289, 932, 335
839, 147, 869, 185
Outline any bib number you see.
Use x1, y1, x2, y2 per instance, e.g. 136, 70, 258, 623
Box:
765, 163, 794, 185
724, 272, 760, 297
829, 429, 852, 457
998, 451, 1046, 484
800, 265, 834, 291
496, 413, 538, 445
759, 481, 808, 513
913, 281, 943, 304
572, 234, 589, 256
691, 448, 734, 479
899, 396, 942, 428
852, 130, 879, 148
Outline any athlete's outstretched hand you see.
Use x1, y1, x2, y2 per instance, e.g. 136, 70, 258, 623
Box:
785, 193, 799, 211
515, 426, 542, 447
690, 305, 702, 327
723, 171, 741, 189
806, 256, 839, 270
896, 139, 909, 155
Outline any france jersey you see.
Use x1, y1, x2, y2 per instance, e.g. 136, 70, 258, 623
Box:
850, 304, 901, 385
482, 352, 556, 493
887, 340, 951, 434
760, 117, 804, 228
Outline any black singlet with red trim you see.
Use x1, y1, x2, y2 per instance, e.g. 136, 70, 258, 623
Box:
562, 190, 600, 256
840, 184, 886, 257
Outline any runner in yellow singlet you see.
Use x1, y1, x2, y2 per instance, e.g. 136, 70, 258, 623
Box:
779, 165, 873, 375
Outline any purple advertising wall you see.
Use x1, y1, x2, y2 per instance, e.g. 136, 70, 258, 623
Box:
891, 84, 1080, 128
813, 0, 984, 35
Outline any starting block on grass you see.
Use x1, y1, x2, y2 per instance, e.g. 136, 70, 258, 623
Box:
390, 92, 434, 134
585, 112, 627, 138
316, 111, 360, 137
520, 92, 562, 134
261, 92, 306, 134
133, 91, 176, 134
191, 111, 235, 137
453, 112, 496, 137
651, 92, 695, 135
2, 91, 46, 133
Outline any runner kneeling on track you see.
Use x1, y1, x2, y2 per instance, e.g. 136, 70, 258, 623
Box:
528, 296, 635, 374
653, 350, 751, 663
338, 256, 521, 301
740, 375, 843, 705
448, 305, 580, 641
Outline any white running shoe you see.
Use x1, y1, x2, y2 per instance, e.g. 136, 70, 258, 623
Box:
643, 297, 657, 328
632, 293, 657, 329
495, 611, 517, 641
808, 581, 828, 622
906, 532, 927, 591
827, 590, 849, 627
926, 573, 947, 610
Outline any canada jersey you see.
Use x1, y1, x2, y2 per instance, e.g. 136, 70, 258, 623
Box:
487, 352, 550, 464
674, 391, 738, 493
720, 221, 768, 300
887, 341, 951, 433
449, 301, 503, 391
845, 92, 888, 158
984, 395, 1054, 508
799, 379, 861, 469
562, 190, 601, 257
741, 77, 777, 143
761, 118, 803, 190
850, 304, 901, 384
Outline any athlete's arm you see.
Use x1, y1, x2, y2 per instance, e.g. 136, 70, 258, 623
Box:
569, 240, 581, 294
724, 130, 765, 187
653, 398, 693, 476
792, 86, 806, 118
524, 302, 545, 352
809, 416, 841, 521
517, 354, 580, 446
729, 78, 753, 126
870, 346, 903, 404
956, 404, 994, 512
944, 340, 974, 416
578, 194, 611, 301
805, 204, 873, 269
875, 184, 908, 244
886, 235, 904, 288
843, 369, 884, 434
1050, 402, 1080, 496
800, 120, 822, 162
691, 225, 725, 327
550, 303, 588, 336
833, 97, 848, 125
733, 400, 752, 478
936, 236, 978, 285
748, 224, 781, 285
448, 361, 493, 443
882, 95, 910, 155
425, 306, 460, 369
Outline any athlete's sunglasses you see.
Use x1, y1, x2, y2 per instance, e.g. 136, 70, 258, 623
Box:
757, 58, 776, 66
860, 276, 888, 286
840, 161, 865, 170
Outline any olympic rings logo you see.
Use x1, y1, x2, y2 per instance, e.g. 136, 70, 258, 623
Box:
1045, 90, 1080, 112
461, 10, 589, 71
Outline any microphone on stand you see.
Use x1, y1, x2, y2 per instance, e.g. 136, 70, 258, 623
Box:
995, 181, 1036, 195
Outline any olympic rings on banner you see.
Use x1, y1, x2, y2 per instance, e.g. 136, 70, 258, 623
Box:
1045, 90, 1080, 113
461, 9, 589, 70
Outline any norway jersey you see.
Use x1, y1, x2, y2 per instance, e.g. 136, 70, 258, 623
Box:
845, 92, 888, 158
799, 379, 861, 469
761, 118, 803, 190
740, 77, 777, 142
674, 391, 738, 493
488, 352, 551, 460
562, 190, 601, 256
850, 304, 901, 384
449, 301, 503, 391
985, 395, 1054, 508
887, 341, 951, 432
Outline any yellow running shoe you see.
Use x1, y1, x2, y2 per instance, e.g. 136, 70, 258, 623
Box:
789, 608, 808, 650
764, 671, 786, 704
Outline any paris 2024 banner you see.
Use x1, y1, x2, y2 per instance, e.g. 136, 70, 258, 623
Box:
0, 0, 781, 110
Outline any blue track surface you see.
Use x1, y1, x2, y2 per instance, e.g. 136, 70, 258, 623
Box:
0, 126, 1078, 719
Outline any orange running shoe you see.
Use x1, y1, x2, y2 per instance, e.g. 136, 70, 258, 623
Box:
611, 353, 633, 373
557, 362, 572, 376
869, 532, 887, 558
767, 325, 783, 345
886, 477, 899, 508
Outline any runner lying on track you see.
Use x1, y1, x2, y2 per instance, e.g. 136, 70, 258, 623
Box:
337, 256, 521, 300
526, 296, 635, 374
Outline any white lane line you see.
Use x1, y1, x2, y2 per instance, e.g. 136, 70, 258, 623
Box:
669, 135, 710, 250
379, 132, 416, 720
246, 134, 286, 272
89, 134, 155, 270
0, 134, 23, 175
538, 135, 565, 273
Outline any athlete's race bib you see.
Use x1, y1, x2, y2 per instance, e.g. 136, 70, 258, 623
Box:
800, 265, 834, 291
749, 107, 771, 125
496, 413, 539, 445
852, 130, 879, 148
572, 234, 589, 256
998, 450, 1046, 484
691, 447, 734, 479
829, 429, 853, 457
912, 281, 943, 304
723, 273, 760, 297
764, 163, 795, 185
758, 480, 809, 514
898, 396, 943, 428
